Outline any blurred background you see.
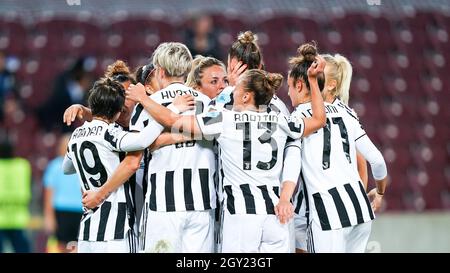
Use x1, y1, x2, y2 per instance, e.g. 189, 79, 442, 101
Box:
0, 0, 449, 252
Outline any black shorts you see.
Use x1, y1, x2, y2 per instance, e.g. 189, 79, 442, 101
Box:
55, 210, 83, 243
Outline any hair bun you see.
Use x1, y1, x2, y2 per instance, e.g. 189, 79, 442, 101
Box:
297, 41, 317, 62
289, 41, 318, 66
105, 60, 130, 77
264, 72, 283, 94
238, 31, 257, 44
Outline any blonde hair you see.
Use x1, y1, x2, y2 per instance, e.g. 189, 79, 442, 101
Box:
322, 54, 353, 104
241, 69, 283, 107
186, 55, 226, 88
152, 42, 193, 78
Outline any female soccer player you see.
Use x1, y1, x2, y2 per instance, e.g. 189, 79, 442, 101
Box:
135, 63, 159, 94
63, 77, 168, 252
292, 52, 369, 253
186, 55, 228, 99
211, 31, 290, 117
288, 47, 388, 253
125, 53, 326, 252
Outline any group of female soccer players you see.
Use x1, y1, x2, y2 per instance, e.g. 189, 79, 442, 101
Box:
62, 30, 388, 253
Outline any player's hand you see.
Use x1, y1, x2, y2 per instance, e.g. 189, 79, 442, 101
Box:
307, 55, 326, 78
82, 190, 107, 209
172, 95, 195, 113
63, 104, 85, 126
275, 199, 294, 224
126, 83, 147, 104
227, 59, 247, 86
367, 188, 384, 212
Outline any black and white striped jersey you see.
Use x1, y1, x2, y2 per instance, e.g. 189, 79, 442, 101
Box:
196, 109, 305, 215
293, 175, 308, 222
206, 86, 291, 207
132, 83, 217, 212
65, 120, 163, 241
293, 99, 375, 231
129, 100, 155, 209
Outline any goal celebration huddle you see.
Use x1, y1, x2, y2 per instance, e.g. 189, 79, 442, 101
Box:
62, 30, 388, 253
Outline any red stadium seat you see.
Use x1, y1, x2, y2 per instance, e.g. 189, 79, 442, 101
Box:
0, 19, 27, 55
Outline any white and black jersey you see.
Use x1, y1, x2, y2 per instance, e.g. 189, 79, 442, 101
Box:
207, 86, 291, 209
140, 83, 217, 212
65, 119, 163, 242
196, 109, 305, 215
293, 175, 308, 222
293, 99, 375, 231
130, 99, 155, 198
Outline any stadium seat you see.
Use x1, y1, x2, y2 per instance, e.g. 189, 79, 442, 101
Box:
0, 19, 27, 55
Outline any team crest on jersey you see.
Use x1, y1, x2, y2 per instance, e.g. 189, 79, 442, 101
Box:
104, 126, 121, 148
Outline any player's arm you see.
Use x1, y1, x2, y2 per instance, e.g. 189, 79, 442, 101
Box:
150, 132, 193, 151
126, 83, 203, 136
301, 55, 327, 137
276, 140, 301, 224
82, 151, 143, 209
63, 104, 93, 126
355, 135, 387, 212
114, 120, 165, 152
357, 151, 368, 190
147, 95, 197, 150
62, 154, 76, 174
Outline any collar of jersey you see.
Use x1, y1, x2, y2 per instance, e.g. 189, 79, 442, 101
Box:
167, 81, 185, 87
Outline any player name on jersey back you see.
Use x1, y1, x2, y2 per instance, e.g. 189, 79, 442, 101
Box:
71, 124, 105, 139
233, 112, 279, 122
158, 88, 200, 100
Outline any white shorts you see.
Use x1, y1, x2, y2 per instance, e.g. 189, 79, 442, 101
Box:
294, 213, 308, 251
221, 211, 290, 253
78, 238, 129, 253
307, 219, 372, 253
143, 210, 214, 253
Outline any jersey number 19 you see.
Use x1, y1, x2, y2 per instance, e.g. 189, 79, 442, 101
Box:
71, 141, 108, 190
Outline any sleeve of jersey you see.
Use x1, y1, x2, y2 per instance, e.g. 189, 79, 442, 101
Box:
354, 116, 367, 141
281, 140, 302, 184
107, 121, 164, 152
62, 154, 76, 174
355, 135, 387, 180
129, 103, 152, 132
195, 110, 223, 137
285, 114, 305, 139
212, 86, 234, 111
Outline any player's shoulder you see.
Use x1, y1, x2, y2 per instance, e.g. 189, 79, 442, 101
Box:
292, 102, 311, 117
195, 90, 212, 103
269, 95, 290, 116
333, 98, 360, 121
103, 122, 125, 148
